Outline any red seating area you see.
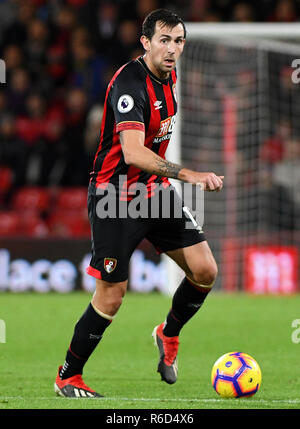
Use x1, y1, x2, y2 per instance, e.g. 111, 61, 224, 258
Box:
0, 167, 13, 205
0, 186, 90, 238
12, 186, 51, 212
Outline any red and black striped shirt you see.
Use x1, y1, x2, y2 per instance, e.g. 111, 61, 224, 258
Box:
90, 56, 178, 197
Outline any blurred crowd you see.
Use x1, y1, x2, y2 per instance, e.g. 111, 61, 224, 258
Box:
0, 0, 300, 237
181, 39, 300, 233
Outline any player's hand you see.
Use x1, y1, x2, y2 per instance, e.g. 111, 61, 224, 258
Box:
198, 172, 224, 192
180, 170, 224, 192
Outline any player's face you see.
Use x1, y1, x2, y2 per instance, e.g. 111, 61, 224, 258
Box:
141, 22, 185, 79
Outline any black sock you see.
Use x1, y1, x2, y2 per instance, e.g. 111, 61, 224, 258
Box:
163, 277, 211, 337
60, 303, 112, 379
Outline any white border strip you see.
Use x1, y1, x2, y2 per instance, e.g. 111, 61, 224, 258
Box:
185, 23, 300, 39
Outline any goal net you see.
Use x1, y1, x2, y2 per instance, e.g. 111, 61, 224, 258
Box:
167, 24, 300, 294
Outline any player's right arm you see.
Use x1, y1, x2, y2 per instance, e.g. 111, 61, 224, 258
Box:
120, 129, 224, 192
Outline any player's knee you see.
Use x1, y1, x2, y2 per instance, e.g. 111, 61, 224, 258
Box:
105, 296, 123, 314
92, 295, 123, 317
192, 261, 218, 287
93, 279, 127, 315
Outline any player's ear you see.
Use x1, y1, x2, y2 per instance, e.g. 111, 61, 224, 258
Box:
140, 35, 150, 52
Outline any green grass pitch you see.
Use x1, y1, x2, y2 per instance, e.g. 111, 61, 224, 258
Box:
0, 291, 300, 409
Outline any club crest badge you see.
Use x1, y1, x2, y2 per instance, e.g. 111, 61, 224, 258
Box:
104, 258, 117, 273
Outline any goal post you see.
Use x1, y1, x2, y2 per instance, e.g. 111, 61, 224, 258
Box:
164, 23, 300, 295
183, 22, 300, 40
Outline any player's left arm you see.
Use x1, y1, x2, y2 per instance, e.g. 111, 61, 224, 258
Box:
120, 129, 224, 191
120, 129, 182, 178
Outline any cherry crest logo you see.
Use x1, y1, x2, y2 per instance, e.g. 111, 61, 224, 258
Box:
104, 258, 117, 273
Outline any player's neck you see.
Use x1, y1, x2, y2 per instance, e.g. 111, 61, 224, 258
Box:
143, 54, 170, 81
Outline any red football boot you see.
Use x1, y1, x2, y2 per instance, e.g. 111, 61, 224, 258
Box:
54, 366, 103, 398
152, 323, 179, 384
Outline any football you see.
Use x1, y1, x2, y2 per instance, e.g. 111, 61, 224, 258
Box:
211, 351, 262, 398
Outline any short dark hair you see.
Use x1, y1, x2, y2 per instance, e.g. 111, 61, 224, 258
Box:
142, 9, 186, 40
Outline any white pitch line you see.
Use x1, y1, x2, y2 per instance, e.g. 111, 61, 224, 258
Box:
0, 396, 300, 405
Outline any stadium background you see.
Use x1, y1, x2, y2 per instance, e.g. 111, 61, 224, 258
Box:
0, 0, 299, 295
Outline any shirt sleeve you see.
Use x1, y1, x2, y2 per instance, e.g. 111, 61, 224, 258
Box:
110, 68, 146, 133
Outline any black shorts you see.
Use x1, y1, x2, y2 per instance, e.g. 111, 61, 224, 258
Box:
86, 184, 206, 282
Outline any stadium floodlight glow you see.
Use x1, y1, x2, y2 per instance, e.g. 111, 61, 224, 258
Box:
164, 23, 300, 295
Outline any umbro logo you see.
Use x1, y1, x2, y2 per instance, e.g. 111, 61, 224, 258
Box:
154, 100, 162, 110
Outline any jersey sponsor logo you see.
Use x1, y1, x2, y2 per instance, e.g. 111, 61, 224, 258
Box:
117, 94, 134, 113
104, 257, 117, 273
153, 114, 177, 143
